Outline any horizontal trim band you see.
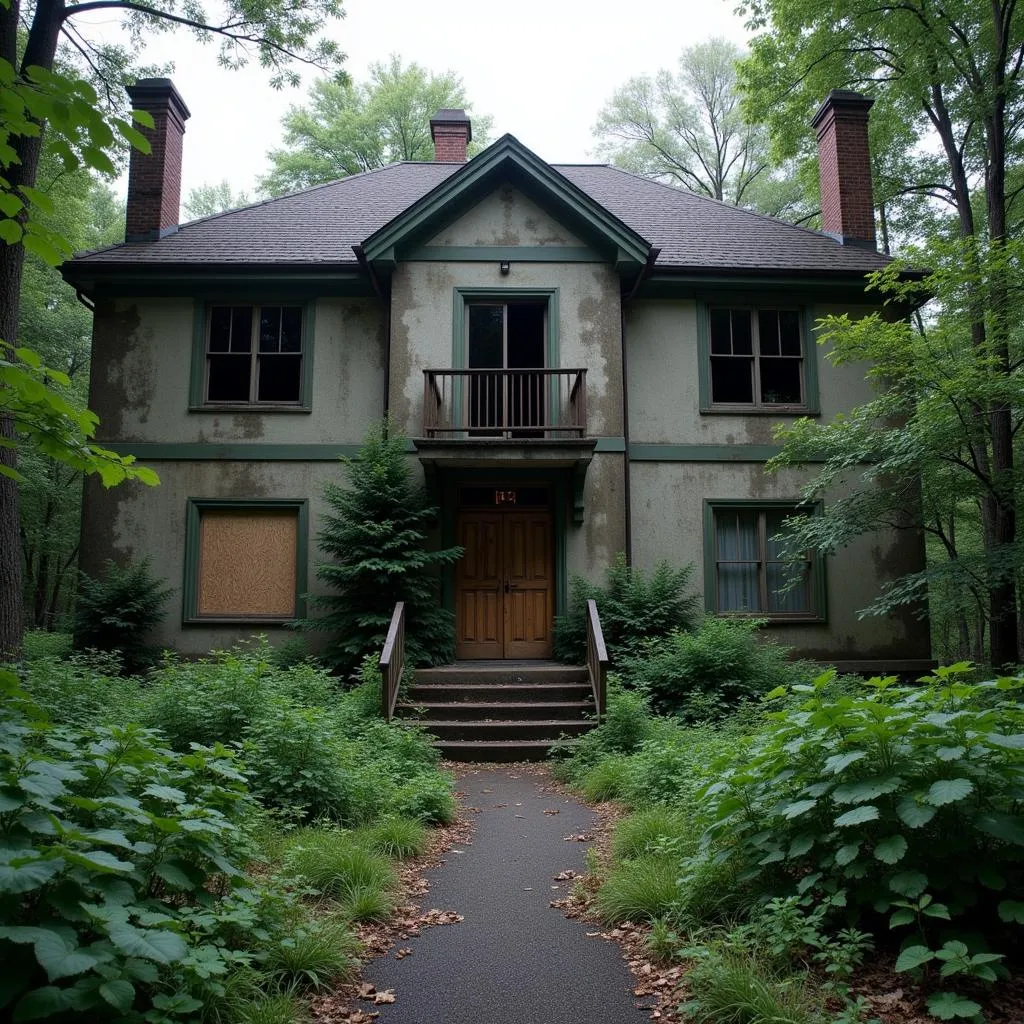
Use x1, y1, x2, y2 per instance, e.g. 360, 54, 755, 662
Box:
408, 245, 603, 263
103, 439, 797, 462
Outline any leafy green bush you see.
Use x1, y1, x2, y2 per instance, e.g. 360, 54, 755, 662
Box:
389, 773, 457, 824
553, 553, 699, 663
299, 422, 463, 675
0, 669, 291, 1021
580, 756, 630, 802
21, 629, 72, 660
622, 617, 795, 719
702, 666, 1024, 963
73, 558, 173, 673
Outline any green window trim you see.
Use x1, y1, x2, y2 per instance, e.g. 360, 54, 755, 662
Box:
189, 299, 316, 411
696, 302, 820, 416
183, 498, 309, 625
702, 499, 827, 623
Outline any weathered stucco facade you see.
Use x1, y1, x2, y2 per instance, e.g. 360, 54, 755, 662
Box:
66, 97, 932, 671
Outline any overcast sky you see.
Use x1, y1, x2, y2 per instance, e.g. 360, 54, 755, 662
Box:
78, 0, 752, 204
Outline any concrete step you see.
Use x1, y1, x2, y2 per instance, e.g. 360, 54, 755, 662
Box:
407, 683, 593, 704
423, 719, 594, 741
414, 664, 588, 686
435, 738, 581, 762
399, 700, 594, 721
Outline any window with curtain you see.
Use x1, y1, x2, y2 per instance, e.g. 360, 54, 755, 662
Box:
710, 504, 819, 618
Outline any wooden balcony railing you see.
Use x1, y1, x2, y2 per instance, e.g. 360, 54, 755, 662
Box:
422, 368, 588, 439
380, 601, 405, 722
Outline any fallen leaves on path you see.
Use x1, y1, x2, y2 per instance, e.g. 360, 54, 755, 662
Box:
563, 832, 593, 842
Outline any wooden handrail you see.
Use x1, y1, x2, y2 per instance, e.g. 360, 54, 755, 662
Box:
380, 601, 405, 722
585, 598, 608, 723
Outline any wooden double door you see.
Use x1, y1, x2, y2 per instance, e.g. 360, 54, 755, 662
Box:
455, 508, 554, 659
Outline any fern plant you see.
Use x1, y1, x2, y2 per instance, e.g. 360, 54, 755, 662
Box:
553, 553, 698, 663
73, 558, 172, 673
297, 421, 463, 675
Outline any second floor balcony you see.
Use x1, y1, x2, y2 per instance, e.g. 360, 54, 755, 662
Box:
422, 368, 588, 440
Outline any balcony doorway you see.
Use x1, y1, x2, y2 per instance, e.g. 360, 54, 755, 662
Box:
467, 302, 546, 436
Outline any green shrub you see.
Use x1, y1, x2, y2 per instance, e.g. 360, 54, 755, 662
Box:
622, 617, 795, 719
701, 666, 1024, 961
338, 882, 397, 922
282, 828, 398, 900
682, 948, 820, 1024
73, 557, 173, 673
553, 553, 699, 663
595, 855, 681, 923
226, 993, 311, 1024
0, 669, 291, 1021
580, 756, 630, 802
21, 629, 73, 660
262, 914, 359, 991
388, 773, 457, 824
359, 816, 428, 859
298, 422, 463, 675
611, 807, 698, 861
675, 851, 754, 925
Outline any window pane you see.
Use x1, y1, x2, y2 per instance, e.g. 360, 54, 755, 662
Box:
731, 311, 752, 354
766, 562, 810, 613
207, 355, 251, 402
716, 509, 761, 612
230, 307, 252, 352
760, 358, 802, 404
717, 509, 759, 560
197, 510, 297, 617
718, 564, 761, 611
468, 305, 504, 368
209, 307, 231, 352
779, 311, 801, 355
257, 354, 301, 402
281, 307, 303, 353
711, 356, 754, 403
709, 309, 731, 354
259, 307, 282, 352
758, 311, 780, 356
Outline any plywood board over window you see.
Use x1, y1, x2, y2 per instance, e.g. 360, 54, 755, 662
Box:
183, 499, 308, 624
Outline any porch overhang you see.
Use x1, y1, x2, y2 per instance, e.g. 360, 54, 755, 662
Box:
413, 437, 597, 524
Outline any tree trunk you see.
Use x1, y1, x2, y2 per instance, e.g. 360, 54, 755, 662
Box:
0, 0, 65, 656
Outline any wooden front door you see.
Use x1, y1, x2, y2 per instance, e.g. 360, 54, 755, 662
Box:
456, 509, 553, 659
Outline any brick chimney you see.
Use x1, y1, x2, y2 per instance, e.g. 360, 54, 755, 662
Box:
124, 78, 191, 242
811, 90, 876, 248
430, 109, 472, 162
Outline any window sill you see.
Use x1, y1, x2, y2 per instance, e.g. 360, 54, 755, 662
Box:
700, 405, 820, 417
189, 405, 312, 414
714, 611, 826, 625
183, 616, 296, 626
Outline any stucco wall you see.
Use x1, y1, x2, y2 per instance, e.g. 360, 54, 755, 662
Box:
79, 461, 352, 656
88, 296, 386, 444
625, 299, 877, 445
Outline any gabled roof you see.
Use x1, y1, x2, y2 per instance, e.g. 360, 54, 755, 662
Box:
360, 134, 651, 273
64, 138, 895, 281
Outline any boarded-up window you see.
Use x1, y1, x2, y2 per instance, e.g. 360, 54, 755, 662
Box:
197, 509, 298, 618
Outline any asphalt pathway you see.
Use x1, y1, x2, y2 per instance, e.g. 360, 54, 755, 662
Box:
365, 766, 645, 1024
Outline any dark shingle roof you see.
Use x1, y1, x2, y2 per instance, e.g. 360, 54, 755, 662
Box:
69, 161, 890, 275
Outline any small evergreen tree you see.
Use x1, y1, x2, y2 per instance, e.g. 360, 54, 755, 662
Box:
300, 422, 462, 675
73, 559, 173, 674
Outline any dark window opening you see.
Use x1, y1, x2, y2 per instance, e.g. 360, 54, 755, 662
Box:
708, 307, 805, 409
205, 304, 303, 405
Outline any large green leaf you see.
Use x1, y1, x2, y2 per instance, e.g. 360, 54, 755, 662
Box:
926, 992, 983, 1020
13, 986, 72, 1021
832, 775, 902, 804
873, 834, 908, 865
834, 805, 880, 827
998, 900, 1024, 924
925, 779, 974, 807
31, 931, 98, 982
823, 751, 868, 774
888, 870, 929, 897
105, 923, 187, 965
975, 811, 1024, 846
896, 794, 936, 829
835, 842, 860, 866
98, 980, 134, 1013
895, 945, 935, 972
0, 858, 64, 894
781, 799, 817, 819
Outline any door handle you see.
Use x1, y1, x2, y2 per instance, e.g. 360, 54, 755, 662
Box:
504, 581, 510, 593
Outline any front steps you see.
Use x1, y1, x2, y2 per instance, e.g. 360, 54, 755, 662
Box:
397, 663, 596, 761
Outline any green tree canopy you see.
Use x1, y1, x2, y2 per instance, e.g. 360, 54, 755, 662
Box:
260, 56, 494, 195
592, 37, 810, 220
183, 180, 251, 220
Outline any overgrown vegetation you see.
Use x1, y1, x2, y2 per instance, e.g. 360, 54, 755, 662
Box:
555, 659, 1024, 1024
299, 422, 463, 677
554, 554, 699, 663
0, 639, 455, 1021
